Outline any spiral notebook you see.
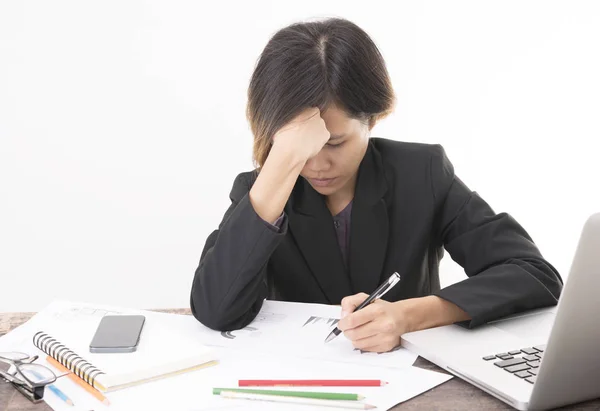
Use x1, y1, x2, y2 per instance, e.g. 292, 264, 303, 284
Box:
30, 307, 218, 393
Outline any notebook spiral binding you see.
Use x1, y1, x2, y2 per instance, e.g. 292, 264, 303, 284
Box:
33, 331, 106, 388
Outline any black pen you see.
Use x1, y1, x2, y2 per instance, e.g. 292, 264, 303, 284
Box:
324, 272, 402, 343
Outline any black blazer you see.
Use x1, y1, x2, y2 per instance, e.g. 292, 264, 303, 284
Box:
191, 139, 562, 331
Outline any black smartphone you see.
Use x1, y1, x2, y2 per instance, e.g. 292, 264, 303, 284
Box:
89, 315, 145, 353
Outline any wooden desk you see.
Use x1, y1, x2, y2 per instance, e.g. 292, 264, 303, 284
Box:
1, 311, 598, 411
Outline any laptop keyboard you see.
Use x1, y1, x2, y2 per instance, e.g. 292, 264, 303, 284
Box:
483, 344, 546, 385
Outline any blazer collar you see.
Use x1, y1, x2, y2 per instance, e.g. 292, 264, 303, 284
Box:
287, 141, 390, 303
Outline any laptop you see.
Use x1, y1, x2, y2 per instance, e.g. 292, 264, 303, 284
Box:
401, 213, 600, 410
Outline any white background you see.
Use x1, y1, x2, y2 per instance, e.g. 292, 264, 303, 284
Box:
1, 1, 599, 312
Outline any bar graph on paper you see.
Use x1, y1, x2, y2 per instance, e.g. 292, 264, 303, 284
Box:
302, 316, 340, 328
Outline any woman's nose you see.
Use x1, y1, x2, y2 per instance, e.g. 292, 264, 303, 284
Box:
305, 150, 331, 173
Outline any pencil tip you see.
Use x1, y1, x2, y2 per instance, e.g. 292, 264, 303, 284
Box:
103, 399, 111, 405
67, 399, 74, 406
365, 404, 377, 409
324, 333, 335, 343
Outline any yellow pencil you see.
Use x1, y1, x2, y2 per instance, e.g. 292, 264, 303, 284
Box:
46, 356, 110, 406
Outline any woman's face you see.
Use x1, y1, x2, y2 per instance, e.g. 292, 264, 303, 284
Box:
300, 105, 371, 198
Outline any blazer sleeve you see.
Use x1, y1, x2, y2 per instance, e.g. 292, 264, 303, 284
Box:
190, 172, 288, 331
430, 145, 563, 328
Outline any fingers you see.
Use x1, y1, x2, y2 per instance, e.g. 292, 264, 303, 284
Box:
349, 333, 400, 353
338, 301, 383, 331
342, 306, 398, 340
277, 108, 320, 135
342, 317, 381, 341
340, 293, 369, 317
298, 107, 320, 122
358, 343, 399, 353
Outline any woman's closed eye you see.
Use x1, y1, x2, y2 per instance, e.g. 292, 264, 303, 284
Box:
326, 141, 345, 148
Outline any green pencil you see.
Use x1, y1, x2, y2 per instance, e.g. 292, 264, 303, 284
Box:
212, 387, 364, 401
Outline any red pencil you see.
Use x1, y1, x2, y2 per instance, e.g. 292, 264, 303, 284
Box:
239, 379, 387, 387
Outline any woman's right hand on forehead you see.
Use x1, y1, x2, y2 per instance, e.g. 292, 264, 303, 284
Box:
272, 107, 330, 163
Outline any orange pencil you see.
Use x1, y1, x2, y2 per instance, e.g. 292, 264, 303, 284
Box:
46, 356, 110, 406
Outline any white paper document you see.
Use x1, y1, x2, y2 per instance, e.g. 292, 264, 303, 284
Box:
86, 349, 451, 411
0, 300, 450, 411
185, 300, 419, 369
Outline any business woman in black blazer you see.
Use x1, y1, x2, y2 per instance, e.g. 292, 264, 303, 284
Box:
191, 18, 562, 353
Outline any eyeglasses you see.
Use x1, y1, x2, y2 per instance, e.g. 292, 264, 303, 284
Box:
0, 352, 57, 403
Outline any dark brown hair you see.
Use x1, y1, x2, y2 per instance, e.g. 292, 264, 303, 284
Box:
247, 18, 395, 168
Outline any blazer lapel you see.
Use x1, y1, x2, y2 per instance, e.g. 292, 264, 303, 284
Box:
348, 143, 390, 295
287, 179, 353, 304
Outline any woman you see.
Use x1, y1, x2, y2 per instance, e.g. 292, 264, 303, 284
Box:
190, 18, 562, 353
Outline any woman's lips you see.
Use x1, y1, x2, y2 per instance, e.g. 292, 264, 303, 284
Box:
309, 177, 337, 187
